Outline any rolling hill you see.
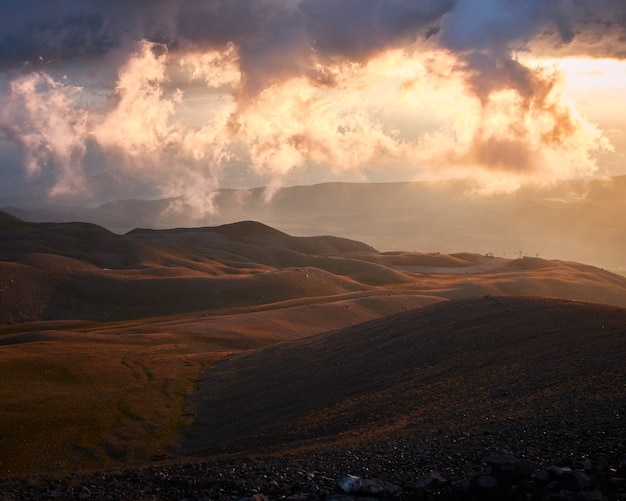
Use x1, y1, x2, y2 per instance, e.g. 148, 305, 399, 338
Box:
184, 296, 626, 460
2, 210, 626, 325
1, 211, 625, 496
5, 176, 626, 270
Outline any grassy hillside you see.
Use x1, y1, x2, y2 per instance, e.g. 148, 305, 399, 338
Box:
1, 213, 625, 476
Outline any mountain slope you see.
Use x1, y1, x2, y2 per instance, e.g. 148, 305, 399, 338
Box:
3, 212, 626, 323
185, 296, 626, 457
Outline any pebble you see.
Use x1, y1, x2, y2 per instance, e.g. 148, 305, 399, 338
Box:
1, 450, 626, 500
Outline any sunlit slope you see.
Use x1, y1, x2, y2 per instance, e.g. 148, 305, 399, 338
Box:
2, 212, 626, 324
0, 289, 444, 477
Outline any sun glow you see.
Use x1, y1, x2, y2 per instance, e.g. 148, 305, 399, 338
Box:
523, 56, 626, 124
553, 57, 626, 90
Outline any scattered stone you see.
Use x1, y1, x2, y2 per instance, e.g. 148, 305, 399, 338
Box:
327, 495, 355, 501
336, 474, 400, 497
483, 452, 532, 478
476, 474, 498, 489
337, 474, 362, 494
2, 449, 626, 500
561, 469, 595, 491
575, 488, 603, 501
546, 465, 573, 477
359, 477, 386, 495
414, 470, 448, 490
451, 477, 472, 491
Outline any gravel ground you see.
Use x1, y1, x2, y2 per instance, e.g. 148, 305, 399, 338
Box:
2, 406, 625, 500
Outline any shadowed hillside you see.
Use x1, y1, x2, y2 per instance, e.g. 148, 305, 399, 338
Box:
185, 296, 626, 460
0, 215, 392, 323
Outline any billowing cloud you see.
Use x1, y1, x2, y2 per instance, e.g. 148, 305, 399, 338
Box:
235, 75, 401, 178
92, 40, 237, 215
0, 0, 624, 209
0, 72, 88, 196
93, 40, 182, 160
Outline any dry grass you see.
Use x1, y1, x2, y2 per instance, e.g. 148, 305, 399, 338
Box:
0, 291, 437, 477
0, 329, 198, 475
2, 214, 626, 477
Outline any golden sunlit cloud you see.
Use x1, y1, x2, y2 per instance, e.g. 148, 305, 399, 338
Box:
236, 74, 401, 179
532, 57, 626, 90
0, 39, 615, 209
342, 49, 611, 191
180, 43, 242, 89
0, 72, 88, 196
93, 40, 182, 161
92, 40, 236, 216
1, 0, 626, 210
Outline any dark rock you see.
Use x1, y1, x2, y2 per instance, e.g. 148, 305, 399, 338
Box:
358, 478, 385, 495
336, 475, 401, 497
476, 474, 498, 489
3, 443, 626, 500
546, 465, 573, 477
561, 470, 595, 490
545, 480, 563, 492
556, 489, 576, 501
575, 488, 603, 501
381, 481, 402, 495
337, 475, 361, 494
414, 470, 449, 490
483, 452, 532, 477
534, 468, 552, 482
451, 477, 472, 491
327, 494, 355, 501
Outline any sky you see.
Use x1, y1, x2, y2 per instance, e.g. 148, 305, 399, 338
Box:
0, 0, 625, 214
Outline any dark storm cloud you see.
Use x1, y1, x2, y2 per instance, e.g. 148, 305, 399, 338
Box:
438, 0, 626, 57
299, 0, 456, 60
439, 0, 559, 53
0, 0, 455, 95
0, 0, 182, 70
176, 1, 314, 94
2, 0, 625, 78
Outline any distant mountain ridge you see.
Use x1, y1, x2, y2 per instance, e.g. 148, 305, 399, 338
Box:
4, 176, 626, 269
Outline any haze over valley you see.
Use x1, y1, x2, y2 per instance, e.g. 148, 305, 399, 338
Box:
6, 175, 626, 272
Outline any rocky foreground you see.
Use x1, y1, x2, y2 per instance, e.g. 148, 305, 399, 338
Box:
1, 454, 625, 500
2, 426, 626, 501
